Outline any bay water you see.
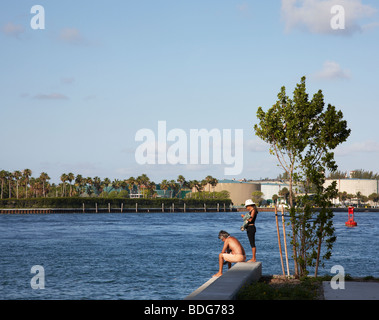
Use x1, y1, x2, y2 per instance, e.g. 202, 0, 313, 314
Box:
0, 211, 378, 299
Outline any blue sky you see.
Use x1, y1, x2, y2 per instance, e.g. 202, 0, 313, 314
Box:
1, 0, 379, 183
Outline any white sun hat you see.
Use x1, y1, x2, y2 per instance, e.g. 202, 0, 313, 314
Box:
244, 199, 255, 207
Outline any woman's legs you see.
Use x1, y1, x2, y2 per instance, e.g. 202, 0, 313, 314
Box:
247, 226, 256, 262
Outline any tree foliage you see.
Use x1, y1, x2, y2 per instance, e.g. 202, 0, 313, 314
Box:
254, 76, 351, 277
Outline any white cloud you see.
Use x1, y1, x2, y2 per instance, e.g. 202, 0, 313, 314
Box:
237, 2, 250, 17
281, 0, 377, 35
245, 139, 269, 152
34, 93, 69, 100
313, 60, 351, 80
1, 22, 25, 38
335, 140, 379, 156
61, 77, 75, 85
59, 28, 87, 45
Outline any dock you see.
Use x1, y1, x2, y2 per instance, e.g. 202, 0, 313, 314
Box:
0, 205, 237, 214
185, 262, 262, 300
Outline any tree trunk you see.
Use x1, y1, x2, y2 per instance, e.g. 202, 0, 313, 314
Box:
289, 174, 300, 277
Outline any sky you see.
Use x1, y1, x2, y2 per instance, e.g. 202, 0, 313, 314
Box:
1, 0, 379, 184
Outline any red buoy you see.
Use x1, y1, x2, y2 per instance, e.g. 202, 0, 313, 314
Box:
345, 206, 357, 227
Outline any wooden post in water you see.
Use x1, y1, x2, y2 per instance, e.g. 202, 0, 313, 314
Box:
95, 203, 98, 213
82, 203, 85, 213
204, 203, 206, 212
184, 202, 186, 213
162, 203, 164, 212
275, 206, 285, 276
224, 203, 226, 212
121, 203, 123, 213
172, 203, 174, 212
108, 203, 111, 213
217, 203, 220, 212
136, 203, 138, 213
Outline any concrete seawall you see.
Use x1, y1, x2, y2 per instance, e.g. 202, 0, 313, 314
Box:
185, 262, 262, 300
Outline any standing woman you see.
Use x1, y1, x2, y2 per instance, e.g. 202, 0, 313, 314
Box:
242, 199, 258, 262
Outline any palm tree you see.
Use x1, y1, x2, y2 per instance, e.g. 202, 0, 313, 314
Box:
126, 177, 136, 196
146, 181, 156, 198
67, 173, 74, 196
102, 178, 111, 193
160, 179, 169, 197
60, 173, 68, 197
12, 171, 22, 199
23, 169, 32, 198
210, 177, 218, 198
176, 175, 187, 198
86, 177, 93, 196
75, 174, 86, 196
93, 176, 102, 195
29, 177, 38, 197
0, 170, 7, 199
111, 179, 121, 193
188, 180, 196, 198
39, 172, 50, 197
7, 171, 13, 198
205, 175, 214, 193
169, 180, 179, 198
136, 174, 150, 198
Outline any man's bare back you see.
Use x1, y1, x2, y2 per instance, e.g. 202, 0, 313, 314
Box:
223, 236, 245, 256
213, 231, 246, 277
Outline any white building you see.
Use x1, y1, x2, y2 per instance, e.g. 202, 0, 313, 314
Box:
323, 179, 379, 197
260, 182, 289, 203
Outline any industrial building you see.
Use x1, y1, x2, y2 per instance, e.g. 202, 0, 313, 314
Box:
323, 179, 379, 197
196, 179, 289, 206
198, 179, 379, 206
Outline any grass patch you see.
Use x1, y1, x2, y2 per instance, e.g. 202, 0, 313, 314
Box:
237, 275, 328, 300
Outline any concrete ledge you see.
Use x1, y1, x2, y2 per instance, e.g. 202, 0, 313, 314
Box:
185, 262, 262, 300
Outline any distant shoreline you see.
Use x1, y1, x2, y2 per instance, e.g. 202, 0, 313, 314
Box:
1, 206, 378, 214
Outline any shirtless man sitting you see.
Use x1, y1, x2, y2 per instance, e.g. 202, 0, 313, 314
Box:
212, 230, 246, 277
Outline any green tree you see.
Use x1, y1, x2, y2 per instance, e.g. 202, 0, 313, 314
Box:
160, 179, 169, 197
254, 76, 351, 277
23, 169, 32, 198
13, 171, 22, 199
251, 191, 264, 205
327, 170, 347, 179
93, 176, 102, 195
278, 187, 289, 204
67, 173, 74, 197
75, 174, 85, 195
86, 177, 93, 196
136, 174, 150, 198
126, 177, 136, 196
368, 193, 379, 206
39, 172, 50, 197
0, 170, 7, 199
60, 174, 68, 197
350, 169, 379, 179
7, 171, 13, 198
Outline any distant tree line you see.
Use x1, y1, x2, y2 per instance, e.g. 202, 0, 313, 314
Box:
327, 169, 379, 179
0, 169, 224, 200
277, 169, 379, 180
